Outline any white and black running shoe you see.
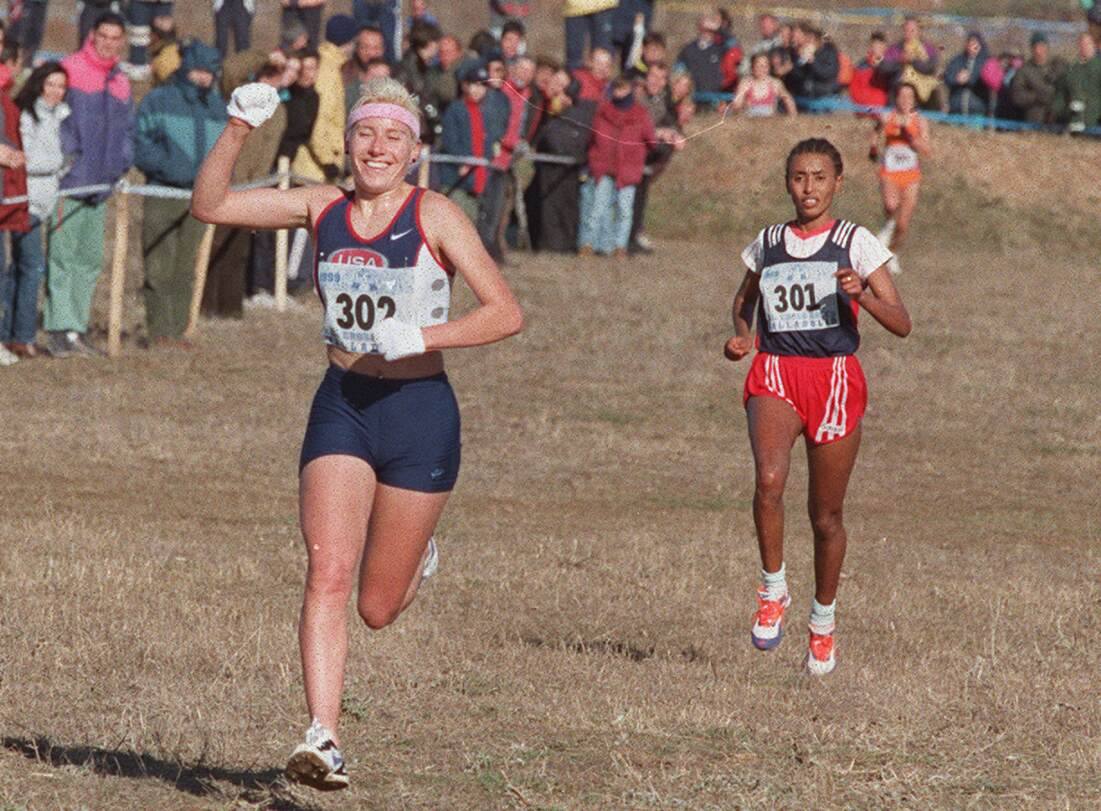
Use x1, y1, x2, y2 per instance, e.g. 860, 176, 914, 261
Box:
285, 719, 349, 791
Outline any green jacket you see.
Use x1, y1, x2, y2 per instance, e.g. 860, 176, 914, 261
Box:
1052, 54, 1101, 131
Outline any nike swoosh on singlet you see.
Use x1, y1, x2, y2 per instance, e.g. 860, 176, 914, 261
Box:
391, 228, 414, 240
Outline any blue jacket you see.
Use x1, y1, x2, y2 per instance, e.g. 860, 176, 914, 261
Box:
437, 90, 509, 193
60, 36, 135, 202
135, 43, 228, 188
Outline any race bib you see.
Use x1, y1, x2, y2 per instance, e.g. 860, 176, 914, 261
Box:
318, 250, 449, 354
884, 144, 919, 173
760, 261, 840, 333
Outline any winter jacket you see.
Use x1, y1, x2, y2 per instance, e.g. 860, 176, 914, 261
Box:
563, 0, 617, 16
586, 98, 655, 188
1052, 54, 1101, 131
437, 91, 509, 194
571, 67, 608, 102
20, 98, 70, 221
278, 84, 319, 161
945, 37, 994, 116
60, 35, 134, 202
135, 44, 228, 188
1011, 58, 1066, 124
0, 84, 29, 233
292, 40, 347, 182
786, 41, 841, 99
849, 58, 890, 108
395, 49, 456, 145
676, 39, 725, 95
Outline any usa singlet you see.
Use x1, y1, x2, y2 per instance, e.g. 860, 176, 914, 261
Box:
752, 220, 867, 358
314, 187, 452, 354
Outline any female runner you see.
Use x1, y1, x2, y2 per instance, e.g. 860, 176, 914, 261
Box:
724, 138, 911, 675
192, 78, 523, 790
870, 83, 931, 274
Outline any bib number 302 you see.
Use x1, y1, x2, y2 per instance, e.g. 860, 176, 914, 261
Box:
334, 293, 396, 331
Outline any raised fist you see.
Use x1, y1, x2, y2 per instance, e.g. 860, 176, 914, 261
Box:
227, 82, 281, 129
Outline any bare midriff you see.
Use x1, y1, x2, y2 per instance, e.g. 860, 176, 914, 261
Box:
326, 345, 445, 379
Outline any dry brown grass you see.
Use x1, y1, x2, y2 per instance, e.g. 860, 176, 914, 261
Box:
2, 112, 1099, 809
2, 12, 1100, 811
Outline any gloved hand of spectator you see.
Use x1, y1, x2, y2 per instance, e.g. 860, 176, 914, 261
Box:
373, 318, 426, 362
227, 83, 281, 129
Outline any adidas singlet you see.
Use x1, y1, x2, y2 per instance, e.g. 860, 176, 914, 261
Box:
313, 187, 452, 355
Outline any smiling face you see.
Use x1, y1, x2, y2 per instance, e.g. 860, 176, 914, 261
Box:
42, 70, 68, 106
751, 52, 770, 80
786, 152, 841, 227
93, 22, 126, 61
347, 117, 418, 196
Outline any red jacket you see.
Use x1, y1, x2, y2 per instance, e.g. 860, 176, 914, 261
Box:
0, 77, 29, 233
849, 60, 890, 109
587, 99, 656, 189
572, 68, 608, 103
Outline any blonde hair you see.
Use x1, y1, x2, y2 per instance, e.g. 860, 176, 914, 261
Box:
351, 77, 421, 120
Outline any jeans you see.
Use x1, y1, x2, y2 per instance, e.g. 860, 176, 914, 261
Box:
12, 1, 49, 66
214, 0, 253, 55
579, 176, 634, 253
0, 216, 46, 344
353, 0, 399, 64
282, 6, 323, 50
564, 9, 614, 69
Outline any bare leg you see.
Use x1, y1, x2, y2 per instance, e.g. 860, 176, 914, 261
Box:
880, 178, 901, 222
889, 183, 920, 252
357, 484, 450, 630
298, 455, 376, 743
805, 425, 862, 605
746, 396, 804, 573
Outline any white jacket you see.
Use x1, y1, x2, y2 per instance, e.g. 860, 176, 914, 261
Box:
20, 98, 70, 221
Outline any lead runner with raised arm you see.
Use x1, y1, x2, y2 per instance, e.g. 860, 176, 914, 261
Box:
192, 78, 523, 791
724, 138, 911, 676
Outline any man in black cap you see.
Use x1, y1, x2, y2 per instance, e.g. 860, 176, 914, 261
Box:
1010, 31, 1066, 124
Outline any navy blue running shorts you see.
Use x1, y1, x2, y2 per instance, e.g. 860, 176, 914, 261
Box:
299, 366, 461, 493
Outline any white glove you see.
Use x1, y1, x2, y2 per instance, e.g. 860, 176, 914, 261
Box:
373, 318, 426, 362
227, 82, 280, 129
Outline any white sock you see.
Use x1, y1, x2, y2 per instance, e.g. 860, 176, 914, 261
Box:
761, 563, 787, 600
809, 599, 835, 635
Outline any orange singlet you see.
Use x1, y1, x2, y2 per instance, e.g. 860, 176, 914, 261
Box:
878, 111, 923, 189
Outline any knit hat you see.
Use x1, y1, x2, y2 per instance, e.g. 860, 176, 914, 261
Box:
457, 59, 488, 85
180, 39, 222, 75
325, 14, 359, 47
1029, 31, 1048, 46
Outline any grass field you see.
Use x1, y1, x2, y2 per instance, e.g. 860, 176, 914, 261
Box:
1, 103, 1099, 809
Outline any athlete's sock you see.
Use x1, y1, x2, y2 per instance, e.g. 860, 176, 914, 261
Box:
877, 219, 896, 246
761, 563, 787, 600
809, 599, 835, 635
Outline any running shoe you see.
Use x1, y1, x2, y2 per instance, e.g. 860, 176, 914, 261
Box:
805, 629, 836, 676
285, 719, 349, 791
751, 589, 791, 650
421, 536, 438, 580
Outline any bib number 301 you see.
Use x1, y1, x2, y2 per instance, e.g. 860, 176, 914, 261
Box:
334, 293, 396, 331
771, 282, 819, 313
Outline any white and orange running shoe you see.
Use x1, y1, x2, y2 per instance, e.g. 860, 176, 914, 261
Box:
286, 719, 349, 791
751, 589, 792, 650
805, 628, 837, 675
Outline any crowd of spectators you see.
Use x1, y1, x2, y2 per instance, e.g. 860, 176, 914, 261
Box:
0, 1, 1096, 364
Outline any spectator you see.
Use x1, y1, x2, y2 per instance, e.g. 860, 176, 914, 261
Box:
578, 75, 655, 258
134, 39, 226, 347
149, 14, 181, 85
624, 31, 666, 77
563, 0, 618, 70
203, 60, 286, 318
500, 19, 527, 61
282, 0, 325, 50
612, 0, 654, 68
293, 14, 357, 182
945, 32, 994, 116
629, 60, 683, 254
407, 0, 439, 29
744, 13, 783, 68
221, 18, 308, 97
784, 21, 840, 103
526, 70, 594, 252
79, 1, 117, 46
397, 21, 455, 145
44, 12, 133, 358
489, 0, 531, 39
572, 45, 613, 102
214, 0, 254, 57
0, 49, 31, 365
126, 1, 173, 80
439, 35, 465, 73
879, 16, 941, 110
9, 0, 48, 67
1052, 33, 1101, 132
990, 49, 1025, 121
717, 8, 744, 92
438, 61, 510, 259
849, 31, 890, 109
676, 13, 724, 102
469, 29, 498, 60
498, 55, 539, 251
669, 68, 695, 127
768, 23, 794, 82
1089, 1, 1101, 50
1011, 32, 1064, 125
342, 25, 386, 113
733, 52, 796, 116
352, 0, 399, 63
